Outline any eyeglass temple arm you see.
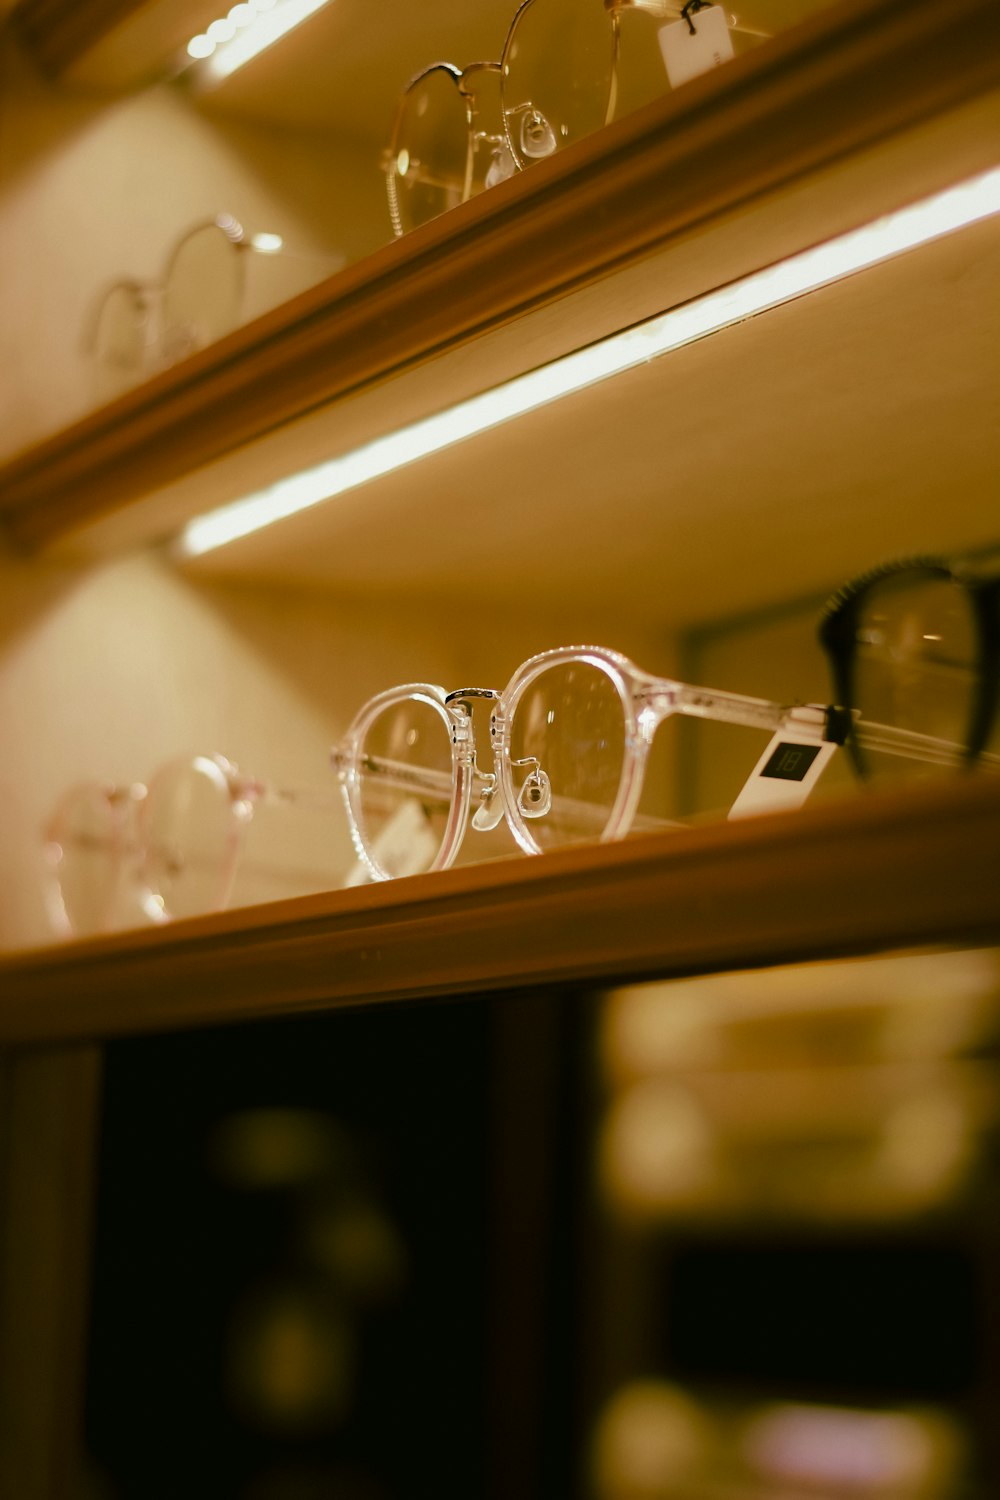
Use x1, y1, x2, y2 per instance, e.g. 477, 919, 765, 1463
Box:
657, 682, 996, 769
609, 0, 772, 40
330, 748, 457, 802
658, 682, 839, 739
250, 781, 341, 812
850, 719, 1000, 770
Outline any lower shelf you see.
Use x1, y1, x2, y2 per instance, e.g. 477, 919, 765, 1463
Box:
2, 775, 999, 1044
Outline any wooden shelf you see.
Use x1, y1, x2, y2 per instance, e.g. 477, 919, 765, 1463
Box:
3, 776, 999, 1046
1, 0, 998, 560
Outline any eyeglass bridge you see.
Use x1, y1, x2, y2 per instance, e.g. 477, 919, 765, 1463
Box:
444, 687, 499, 708
445, 689, 505, 828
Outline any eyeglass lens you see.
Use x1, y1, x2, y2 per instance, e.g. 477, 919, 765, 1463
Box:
47, 783, 130, 936
508, 659, 628, 848
138, 757, 242, 921
389, 68, 475, 235
93, 282, 152, 397
162, 223, 245, 364
355, 697, 455, 877
852, 575, 979, 761
502, 0, 618, 169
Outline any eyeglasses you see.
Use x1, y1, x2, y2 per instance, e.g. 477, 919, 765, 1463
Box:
383, 1, 770, 234
500, 0, 769, 167
384, 61, 517, 238
329, 644, 979, 883
818, 556, 1000, 779
44, 752, 315, 937
88, 214, 283, 397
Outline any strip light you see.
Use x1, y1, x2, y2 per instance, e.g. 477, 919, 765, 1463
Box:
187, 0, 333, 83
176, 166, 1000, 560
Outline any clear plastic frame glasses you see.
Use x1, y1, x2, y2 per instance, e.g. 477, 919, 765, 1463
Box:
89, 214, 280, 398
45, 753, 288, 937
819, 556, 1000, 778
330, 644, 975, 883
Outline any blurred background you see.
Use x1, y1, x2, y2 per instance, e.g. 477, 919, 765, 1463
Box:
82, 945, 1000, 1498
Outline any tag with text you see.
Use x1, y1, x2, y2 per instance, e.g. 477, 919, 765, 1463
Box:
658, 5, 735, 90
728, 736, 839, 819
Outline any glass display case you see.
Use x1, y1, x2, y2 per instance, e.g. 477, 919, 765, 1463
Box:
0, 0, 998, 1493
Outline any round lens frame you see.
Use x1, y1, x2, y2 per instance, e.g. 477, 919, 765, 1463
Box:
497, 647, 646, 855
161, 216, 247, 364
819, 559, 1000, 778
136, 752, 250, 921
44, 781, 135, 936
385, 62, 476, 237
340, 684, 471, 880
90, 278, 156, 396
500, 0, 620, 171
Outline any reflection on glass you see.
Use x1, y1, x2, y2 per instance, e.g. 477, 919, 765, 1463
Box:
592, 1380, 967, 1499
598, 949, 1000, 1224
211, 1108, 407, 1441
589, 949, 999, 1497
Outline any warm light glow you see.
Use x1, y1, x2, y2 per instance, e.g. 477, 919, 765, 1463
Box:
250, 231, 284, 254
743, 1402, 961, 1489
176, 166, 1000, 560
207, 17, 237, 43
186, 33, 215, 59
599, 1080, 717, 1214
185, 0, 335, 84
592, 1381, 712, 1496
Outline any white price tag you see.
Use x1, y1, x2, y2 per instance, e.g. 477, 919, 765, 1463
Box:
658, 5, 735, 90
728, 735, 839, 820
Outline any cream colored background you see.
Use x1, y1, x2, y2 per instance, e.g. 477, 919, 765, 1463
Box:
0, 36, 385, 456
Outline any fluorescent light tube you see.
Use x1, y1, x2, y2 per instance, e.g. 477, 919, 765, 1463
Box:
176, 166, 1000, 560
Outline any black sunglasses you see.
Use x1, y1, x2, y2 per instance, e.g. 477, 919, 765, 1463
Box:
818, 556, 1000, 777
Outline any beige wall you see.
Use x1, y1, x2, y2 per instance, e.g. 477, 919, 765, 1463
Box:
0, 33, 387, 456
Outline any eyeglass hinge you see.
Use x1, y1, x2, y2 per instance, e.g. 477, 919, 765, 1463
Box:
823, 705, 854, 745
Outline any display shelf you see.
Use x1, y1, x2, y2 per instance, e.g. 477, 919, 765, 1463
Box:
2, 7, 998, 1493
1, 0, 997, 566
3, 775, 999, 1046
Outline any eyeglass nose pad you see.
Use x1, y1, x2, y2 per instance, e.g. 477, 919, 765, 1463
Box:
520, 109, 557, 159
472, 787, 506, 832
485, 144, 516, 189
517, 768, 552, 819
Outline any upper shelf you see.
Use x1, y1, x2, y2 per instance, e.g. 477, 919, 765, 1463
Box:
2, 775, 999, 1045
1, 0, 998, 576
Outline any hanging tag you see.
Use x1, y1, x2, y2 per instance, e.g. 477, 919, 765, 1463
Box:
728, 736, 839, 820
658, 5, 735, 90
